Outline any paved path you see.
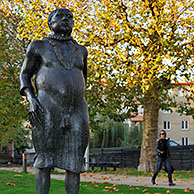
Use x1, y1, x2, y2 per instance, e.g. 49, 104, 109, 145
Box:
1, 166, 194, 190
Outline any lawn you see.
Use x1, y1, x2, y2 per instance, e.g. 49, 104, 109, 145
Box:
0, 170, 191, 194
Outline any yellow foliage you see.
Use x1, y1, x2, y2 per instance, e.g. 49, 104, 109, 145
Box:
1, 0, 193, 94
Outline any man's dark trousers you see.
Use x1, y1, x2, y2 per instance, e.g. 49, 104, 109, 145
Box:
152, 157, 172, 183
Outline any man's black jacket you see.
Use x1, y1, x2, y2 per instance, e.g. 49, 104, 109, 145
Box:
156, 138, 170, 158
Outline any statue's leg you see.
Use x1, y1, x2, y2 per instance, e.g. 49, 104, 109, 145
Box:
65, 170, 80, 194
35, 167, 52, 194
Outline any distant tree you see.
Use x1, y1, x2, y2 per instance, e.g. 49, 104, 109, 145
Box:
124, 123, 143, 147
0, 7, 30, 149
90, 118, 142, 148
89, 118, 127, 148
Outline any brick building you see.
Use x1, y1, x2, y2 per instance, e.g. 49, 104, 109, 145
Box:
129, 82, 194, 145
158, 83, 194, 145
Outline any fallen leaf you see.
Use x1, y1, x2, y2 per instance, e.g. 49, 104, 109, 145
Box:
137, 180, 144, 183
105, 186, 113, 190
7, 182, 16, 186
142, 189, 148, 192
14, 174, 23, 177
184, 188, 191, 192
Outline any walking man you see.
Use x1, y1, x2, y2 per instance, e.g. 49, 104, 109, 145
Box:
152, 130, 175, 186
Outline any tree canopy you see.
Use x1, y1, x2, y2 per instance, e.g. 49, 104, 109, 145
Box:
6, 0, 193, 113
0, 5, 30, 148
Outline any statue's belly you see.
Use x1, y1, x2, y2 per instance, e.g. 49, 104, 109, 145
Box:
35, 66, 85, 106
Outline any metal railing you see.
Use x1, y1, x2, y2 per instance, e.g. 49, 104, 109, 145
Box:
1, 146, 194, 171
89, 145, 194, 171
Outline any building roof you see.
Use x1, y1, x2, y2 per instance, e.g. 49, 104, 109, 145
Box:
129, 115, 144, 122
172, 82, 193, 86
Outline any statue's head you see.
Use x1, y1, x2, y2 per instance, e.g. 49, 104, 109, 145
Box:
48, 8, 74, 36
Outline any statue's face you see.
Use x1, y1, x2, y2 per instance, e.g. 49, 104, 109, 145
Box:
50, 9, 74, 36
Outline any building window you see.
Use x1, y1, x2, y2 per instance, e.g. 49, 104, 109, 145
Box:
164, 121, 171, 130
167, 89, 172, 97
182, 137, 189, 145
186, 87, 190, 97
181, 121, 189, 130
179, 88, 184, 97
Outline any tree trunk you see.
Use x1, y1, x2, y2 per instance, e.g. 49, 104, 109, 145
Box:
138, 88, 159, 172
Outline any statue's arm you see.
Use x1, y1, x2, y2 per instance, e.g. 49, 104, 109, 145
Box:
83, 47, 88, 85
20, 46, 36, 97
20, 42, 43, 113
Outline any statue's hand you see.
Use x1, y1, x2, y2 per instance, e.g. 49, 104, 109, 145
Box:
29, 97, 44, 113
29, 97, 44, 126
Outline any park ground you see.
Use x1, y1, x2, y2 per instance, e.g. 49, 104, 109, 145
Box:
0, 165, 194, 193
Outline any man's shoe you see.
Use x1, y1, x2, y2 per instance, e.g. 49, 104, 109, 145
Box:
169, 182, 176, 186
151, 180, 156, 185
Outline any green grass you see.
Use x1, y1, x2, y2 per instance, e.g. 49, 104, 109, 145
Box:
88, 167, 194, 179
0, 170, 190, 194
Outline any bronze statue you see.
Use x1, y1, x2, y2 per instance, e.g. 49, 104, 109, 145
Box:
20, 8, 89, 194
